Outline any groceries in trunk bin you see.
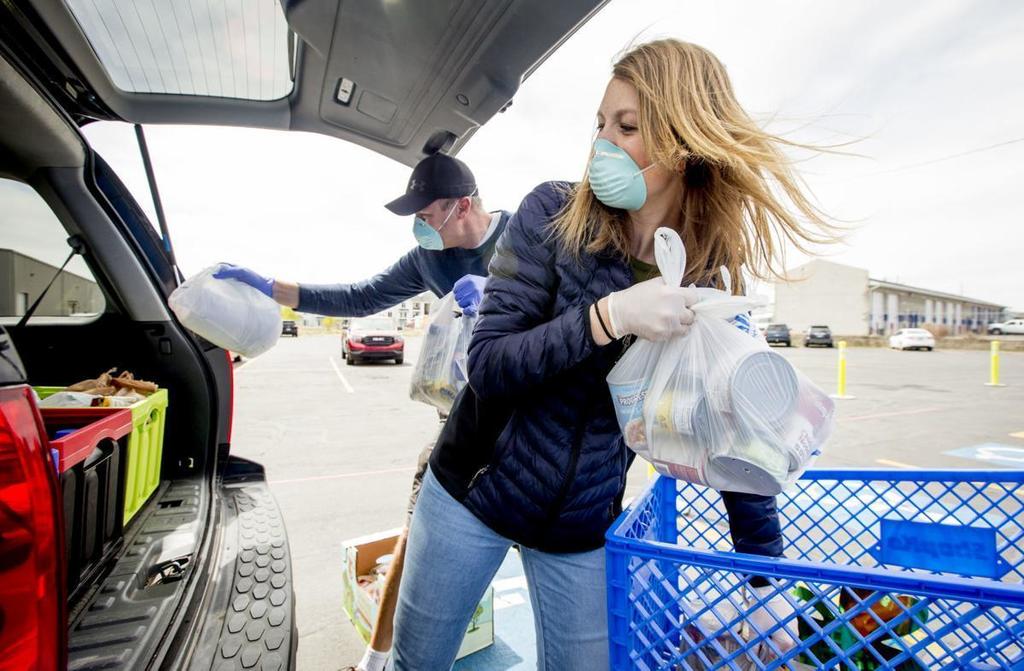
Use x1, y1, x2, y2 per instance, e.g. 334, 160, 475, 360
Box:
409, 292, 476, 413
168, 264, 281, 358
607, 228, 834, 496
38, 368, 159, 408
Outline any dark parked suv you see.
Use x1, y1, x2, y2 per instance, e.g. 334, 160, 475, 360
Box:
804, 325, 835, 348
281, 320, 299, 337
764, 323, 792, 347
0, 1, 605, 668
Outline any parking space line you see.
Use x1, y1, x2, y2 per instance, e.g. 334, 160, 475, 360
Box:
1011, 432, 1024, 440
329, 356, 355, 393
269, 465, 415, 485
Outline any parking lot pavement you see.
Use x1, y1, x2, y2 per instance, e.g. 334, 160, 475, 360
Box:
770, 344, 1024, 471
232, 333, 441, 670
230, 335, 1024, 670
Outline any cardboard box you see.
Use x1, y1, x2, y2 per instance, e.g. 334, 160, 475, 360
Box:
342, 529, 494, 660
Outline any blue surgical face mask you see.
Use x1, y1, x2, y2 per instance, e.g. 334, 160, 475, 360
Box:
412, 200, 459, 251
588, 138, 655, 210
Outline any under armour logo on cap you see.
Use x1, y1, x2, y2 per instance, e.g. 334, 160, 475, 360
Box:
385, 152, 478, 216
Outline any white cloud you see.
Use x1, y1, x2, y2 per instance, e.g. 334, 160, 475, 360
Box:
80, 0, 1023, 309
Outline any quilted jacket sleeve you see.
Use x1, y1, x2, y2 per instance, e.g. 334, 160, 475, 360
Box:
722, 491, 784, 558
467, 183, 597, 399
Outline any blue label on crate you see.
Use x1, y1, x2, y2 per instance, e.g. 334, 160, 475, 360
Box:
872, 519, 1008, 579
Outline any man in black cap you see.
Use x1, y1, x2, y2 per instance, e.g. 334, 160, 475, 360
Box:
216, 152, 503, 320
215, 152, 508, 671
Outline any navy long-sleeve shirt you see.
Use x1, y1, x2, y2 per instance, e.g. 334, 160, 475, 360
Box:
296, 212, 510, 317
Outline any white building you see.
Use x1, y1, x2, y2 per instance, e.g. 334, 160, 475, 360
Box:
383, 291, 434, 329
773, 259, 1005, 336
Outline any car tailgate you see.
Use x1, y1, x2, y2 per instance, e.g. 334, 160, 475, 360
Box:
180, 457, 296, 671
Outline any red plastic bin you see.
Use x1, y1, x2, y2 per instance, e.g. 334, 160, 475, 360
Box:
40, 408, 133, 600
41, 409, 132, 472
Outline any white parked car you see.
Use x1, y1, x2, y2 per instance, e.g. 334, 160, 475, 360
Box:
988, 319, 1024, 335
889, 328, 935, 351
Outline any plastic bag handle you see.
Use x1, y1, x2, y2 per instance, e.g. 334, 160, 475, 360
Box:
653, 227, 686, 287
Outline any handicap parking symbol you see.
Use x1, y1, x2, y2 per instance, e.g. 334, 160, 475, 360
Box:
946, 444, 1024, 467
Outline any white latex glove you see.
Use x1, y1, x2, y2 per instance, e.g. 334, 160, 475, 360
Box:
744, 585, 799, 652
606, 278, 697, 341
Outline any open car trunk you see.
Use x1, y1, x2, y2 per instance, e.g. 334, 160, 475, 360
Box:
0, 33, 296, 671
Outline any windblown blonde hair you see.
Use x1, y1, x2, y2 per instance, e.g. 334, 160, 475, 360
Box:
552, 39, 839, 288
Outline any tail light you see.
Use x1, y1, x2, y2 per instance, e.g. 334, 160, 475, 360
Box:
0, 386, 66, 670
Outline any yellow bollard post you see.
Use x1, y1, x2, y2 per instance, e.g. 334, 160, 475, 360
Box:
985, 340, 1006, 387
830, 340, 855, 399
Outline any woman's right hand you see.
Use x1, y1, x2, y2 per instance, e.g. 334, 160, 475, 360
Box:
607, 278, 697, 341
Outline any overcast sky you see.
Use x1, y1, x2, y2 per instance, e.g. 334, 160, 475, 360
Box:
78, 0, 1023, 309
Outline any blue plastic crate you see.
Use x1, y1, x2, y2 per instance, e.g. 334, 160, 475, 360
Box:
606, 470, 1024, 670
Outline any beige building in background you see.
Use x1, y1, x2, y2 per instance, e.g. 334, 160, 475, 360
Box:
0, 248, 103, 317
773, 259, 1006, 336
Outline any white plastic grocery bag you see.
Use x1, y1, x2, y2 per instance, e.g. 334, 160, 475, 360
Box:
606, 228, 834, 495
409, 292, 476, 413
168, 264, 282, 358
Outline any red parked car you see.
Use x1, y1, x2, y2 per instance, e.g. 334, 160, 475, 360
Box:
343, 318, 405, 365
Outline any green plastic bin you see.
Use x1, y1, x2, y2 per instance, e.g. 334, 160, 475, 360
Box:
35, 386, 169, 523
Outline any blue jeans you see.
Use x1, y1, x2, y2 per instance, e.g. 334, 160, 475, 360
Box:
388, 467, 608, 671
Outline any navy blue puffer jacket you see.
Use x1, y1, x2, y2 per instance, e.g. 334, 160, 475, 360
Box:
429, 181, 783, 555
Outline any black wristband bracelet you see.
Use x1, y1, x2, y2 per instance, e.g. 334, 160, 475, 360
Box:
593, 301, 615, 341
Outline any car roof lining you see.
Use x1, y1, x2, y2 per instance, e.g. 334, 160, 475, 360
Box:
0, 54, 84, 179
29, 0, 608, 166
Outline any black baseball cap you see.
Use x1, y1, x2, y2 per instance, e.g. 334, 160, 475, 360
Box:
385, 153, 477, 216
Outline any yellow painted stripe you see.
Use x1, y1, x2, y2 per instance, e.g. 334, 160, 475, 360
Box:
1011, 431, 1024, 440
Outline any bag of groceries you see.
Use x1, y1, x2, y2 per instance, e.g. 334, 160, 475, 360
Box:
606, 228, 834, 496
168, 264, 282, 358
409, 292, 476, 413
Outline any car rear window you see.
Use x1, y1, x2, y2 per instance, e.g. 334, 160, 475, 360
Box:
64, 0, 293, 100
0, 179, 105, 319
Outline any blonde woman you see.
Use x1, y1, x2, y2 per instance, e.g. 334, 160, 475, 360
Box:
389, 40, 835, 670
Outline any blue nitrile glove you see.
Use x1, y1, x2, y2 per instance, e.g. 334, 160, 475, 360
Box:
453, 274, 487, 316
213, 264, 274, 298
